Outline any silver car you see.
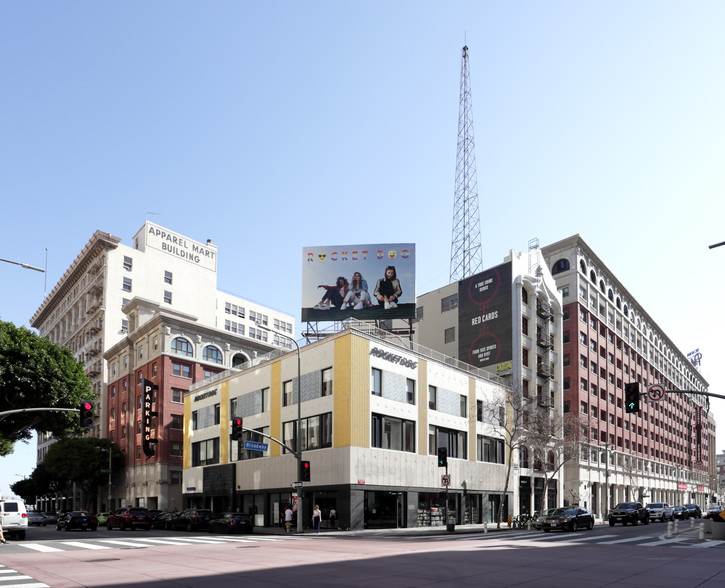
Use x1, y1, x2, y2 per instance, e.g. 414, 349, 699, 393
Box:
645, 502, 673, 522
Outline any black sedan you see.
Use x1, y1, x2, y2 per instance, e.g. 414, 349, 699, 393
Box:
207, 512, 253, 534
706, 505, 724, 520
684, 504, 702, 518
152, 512, 180, 530
56, 511, 98, 532
672, 506, 690, 520
542, 507, 595, 532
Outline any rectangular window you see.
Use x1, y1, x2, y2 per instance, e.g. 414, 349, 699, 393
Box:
460, 394, 467, 417
477, 435, 505, 464
321, 368, 333, 397
429, 425, 467, 459
123, 256, 133, 271
171, 415, 182, 429
371, 368, 382, 396
164, 290, 172, 304
191, 438, 219, 466
283, 412, 333, 454
122, 277, 132, 292
173, 363, 191, 378
164, 270, 173, 285
172, 388, 184, 403
121, 319, 129, 333
283, 380, 294, 407
371, 413, 415, 452
428, 385, 437, 410
444, 327, 455, 344
170, 471, 182, 484
406, 378, 415, 405
441, 293, 458, 312
477, 400, 483, 422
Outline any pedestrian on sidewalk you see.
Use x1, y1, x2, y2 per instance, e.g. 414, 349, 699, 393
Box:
313, 505, 321, 534
284, 505, 294, 534
329, 508, 337, 529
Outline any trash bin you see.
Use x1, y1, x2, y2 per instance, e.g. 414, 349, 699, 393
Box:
446, 516, 455, 532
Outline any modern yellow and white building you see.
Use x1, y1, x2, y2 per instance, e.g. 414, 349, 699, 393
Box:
183, 323, 513, 530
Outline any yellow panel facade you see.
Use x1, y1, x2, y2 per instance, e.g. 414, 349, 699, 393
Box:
417, 359, 428, 455
333, 333, 370, 448
220, 380, 229, 464
269, 360, 282, 457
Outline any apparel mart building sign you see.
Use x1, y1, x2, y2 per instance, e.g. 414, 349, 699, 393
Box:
145, 221, 217, 272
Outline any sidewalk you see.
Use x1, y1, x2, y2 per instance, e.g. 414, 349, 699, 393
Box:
256, 521, 514, 537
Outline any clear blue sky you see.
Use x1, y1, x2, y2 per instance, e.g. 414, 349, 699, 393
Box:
2, 1, 725, 499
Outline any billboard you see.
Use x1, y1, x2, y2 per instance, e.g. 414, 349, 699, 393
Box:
302, 244, 416, 322
458, 261, 513, 370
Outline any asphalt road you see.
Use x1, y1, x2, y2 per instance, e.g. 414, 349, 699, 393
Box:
2, 520, 724, 587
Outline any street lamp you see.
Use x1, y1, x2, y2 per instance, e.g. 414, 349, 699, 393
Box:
256, 322, 303, 534
601, 442, 615, 519
0, 257, 45, 273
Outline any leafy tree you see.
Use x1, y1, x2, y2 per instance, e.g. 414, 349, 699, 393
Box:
42, 438, 124, 510
0, 320, 93, 454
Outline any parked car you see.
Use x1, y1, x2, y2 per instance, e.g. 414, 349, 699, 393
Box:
534, 508, 561, 530
95, 512, 110, 526
28, 511, 47, 526
684, 504, 702, 518
0, 500, 28, 540
207, 512, 253, 534
541, 507, 595, 532
645, 502, 673, 522
672, 506, 690, 520
608, 502, 649, 526
706, 505, 724, 520
171, 508, 214, 532
152, 511, 179, 530
42, 512, 58, 525
107, 507, 153, 531
56, 511, 98, 532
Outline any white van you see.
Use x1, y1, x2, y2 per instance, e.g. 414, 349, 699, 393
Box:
0, 500, 29, 540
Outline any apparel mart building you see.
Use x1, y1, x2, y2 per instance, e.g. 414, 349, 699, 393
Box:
30, 221, 294, 512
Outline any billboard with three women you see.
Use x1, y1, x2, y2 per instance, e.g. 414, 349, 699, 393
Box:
302, 244, 416, 322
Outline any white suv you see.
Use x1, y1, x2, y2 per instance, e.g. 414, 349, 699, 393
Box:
645, 502, 673, 522
0, 500, 29, 539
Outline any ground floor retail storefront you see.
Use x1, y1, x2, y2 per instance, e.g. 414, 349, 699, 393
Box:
183, 481, 511, 531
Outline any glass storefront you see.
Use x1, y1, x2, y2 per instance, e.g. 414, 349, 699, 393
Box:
364, 491, 405, 528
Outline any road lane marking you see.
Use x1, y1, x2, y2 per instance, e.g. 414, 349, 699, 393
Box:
60, 542, 110, 550
16, 543, 63, 552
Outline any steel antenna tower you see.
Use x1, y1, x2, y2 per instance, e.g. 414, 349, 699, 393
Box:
449, 45, 483, 283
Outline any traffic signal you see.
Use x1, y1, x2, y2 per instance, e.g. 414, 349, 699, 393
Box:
79, 401, 94, 429
437, 447, 448, 468
231, 417, 244, 440
301, 460, 311, 482
624, 382, 640, 413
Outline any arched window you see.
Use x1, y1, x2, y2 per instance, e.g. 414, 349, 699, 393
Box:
590, 270, 596, 283
171, 337, 193, 357
580, 260, 587, 274
608, 288, 614, 301
521, 446, 530, 469
551, 259, 570, 275
232, 353, 249, 368
533, 450, 543, 471
616, 297, 621, 310
203, 345, 223, 364
623, 304, 628, 316
599, 280, 606, 294
547, 451, 555, 471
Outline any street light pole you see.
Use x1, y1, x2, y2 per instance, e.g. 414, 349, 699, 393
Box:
256, 323, 303, 533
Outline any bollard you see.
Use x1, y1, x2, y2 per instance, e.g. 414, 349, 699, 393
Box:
666, 521, 672, 539
527, 520, 533, 531
673, 520, 679, 536
690, 518, 695, 530
699, 522, 705, 541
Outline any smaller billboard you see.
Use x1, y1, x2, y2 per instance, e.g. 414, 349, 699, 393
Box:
302, 244, 416, 322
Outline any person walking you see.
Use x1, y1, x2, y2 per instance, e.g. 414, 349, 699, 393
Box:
313, 505, 322, 534
329, 508, 337, 529
284, 505, 294, 534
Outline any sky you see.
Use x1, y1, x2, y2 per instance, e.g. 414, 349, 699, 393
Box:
2, 1, 725, 499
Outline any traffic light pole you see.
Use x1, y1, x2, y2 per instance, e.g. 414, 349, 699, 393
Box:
0, 407, 79, 421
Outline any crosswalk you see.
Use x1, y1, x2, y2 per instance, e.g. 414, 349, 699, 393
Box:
417, 529, 725, 549
10, 533, 312, 554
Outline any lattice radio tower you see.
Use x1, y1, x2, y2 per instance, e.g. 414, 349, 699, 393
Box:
449, 45, 483, 283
